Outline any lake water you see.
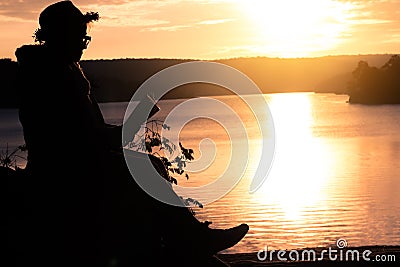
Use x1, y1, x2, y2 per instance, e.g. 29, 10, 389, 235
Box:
2, 92, 399, 253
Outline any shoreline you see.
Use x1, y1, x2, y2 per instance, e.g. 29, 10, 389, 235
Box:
218, 245, 400, 266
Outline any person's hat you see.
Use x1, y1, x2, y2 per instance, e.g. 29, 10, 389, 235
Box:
35, 1, 98, 41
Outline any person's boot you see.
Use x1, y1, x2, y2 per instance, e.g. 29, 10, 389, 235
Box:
161, 222, 249, 261
198, 223, 249, 256
177, 255, 232, 267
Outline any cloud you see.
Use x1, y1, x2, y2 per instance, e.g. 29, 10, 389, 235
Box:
331, 0, 400, 54
344, 0, 400, 24
331, 0, 400, 43
349, 18, 392, 25
346, 0, 400, 37
142, 18, 235, 32
0, 0, 238, 27
111, 0, 238, 31
197, 18, 235, 25
141, 24, 192, 32
0, 0, 136, 21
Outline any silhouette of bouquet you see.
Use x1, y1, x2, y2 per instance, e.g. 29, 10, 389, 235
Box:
127, 119, 203, 209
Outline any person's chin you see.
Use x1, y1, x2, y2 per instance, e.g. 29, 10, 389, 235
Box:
72, 52, 83, 62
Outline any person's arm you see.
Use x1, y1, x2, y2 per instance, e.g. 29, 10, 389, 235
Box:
86, 93, 123, 150
88, 92, 160, 149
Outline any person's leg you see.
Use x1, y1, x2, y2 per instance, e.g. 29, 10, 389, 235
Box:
101, 152, 162, 265
105, 150, 249, 261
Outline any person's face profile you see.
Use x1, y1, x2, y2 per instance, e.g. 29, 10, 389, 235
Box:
66, 24, 90, 61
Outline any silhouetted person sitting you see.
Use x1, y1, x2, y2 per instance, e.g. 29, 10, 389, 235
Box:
13, 1, 248, 267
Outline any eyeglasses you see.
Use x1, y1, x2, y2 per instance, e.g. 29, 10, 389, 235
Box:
82, 35, 91, 48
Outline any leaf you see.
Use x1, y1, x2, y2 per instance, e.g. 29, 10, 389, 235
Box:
145, 141, 152, 153
129, 119, 198, 191
150, 137, 161, 147
179, 142, 194, 161
162, 137, 175, 155
170, 177, 178, 185
183, 198, 203, 208
177, 161, 183, 169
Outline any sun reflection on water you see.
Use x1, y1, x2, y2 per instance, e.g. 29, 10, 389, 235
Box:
257, 93, 334, 220
167, 92, 400, 252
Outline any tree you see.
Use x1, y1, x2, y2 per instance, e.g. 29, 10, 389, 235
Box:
347, 55, 400, 104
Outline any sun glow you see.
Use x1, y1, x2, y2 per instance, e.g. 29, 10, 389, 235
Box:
237, 0, 354, 58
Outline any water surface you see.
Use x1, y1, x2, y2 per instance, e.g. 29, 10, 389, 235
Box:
2, 93, 399, 253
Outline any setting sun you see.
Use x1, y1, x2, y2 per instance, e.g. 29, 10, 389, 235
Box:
237, 0, 355, 58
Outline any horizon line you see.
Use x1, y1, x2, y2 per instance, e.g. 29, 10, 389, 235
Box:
2, 52, 398, 62
83, 52, 399, 61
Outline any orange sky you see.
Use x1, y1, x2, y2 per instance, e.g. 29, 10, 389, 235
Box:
1, 0, 399, 60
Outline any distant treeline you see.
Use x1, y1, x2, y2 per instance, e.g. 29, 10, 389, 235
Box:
347, 55, 400, 104
0, 54, 395, 108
